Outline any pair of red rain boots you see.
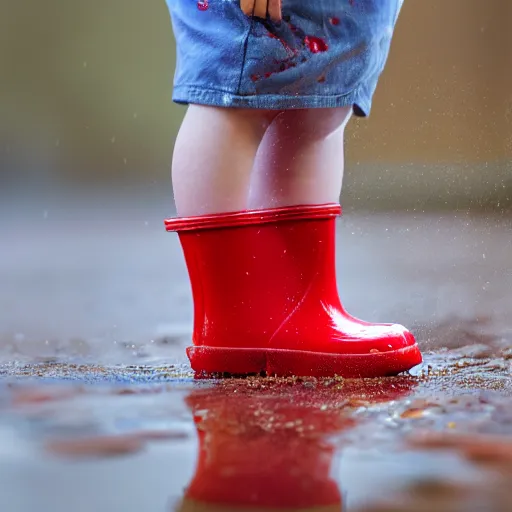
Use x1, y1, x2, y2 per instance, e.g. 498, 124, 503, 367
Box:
165, 203, 422, 378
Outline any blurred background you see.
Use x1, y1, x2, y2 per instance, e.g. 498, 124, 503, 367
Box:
1, 0, 511, 209
0, 0, 511, 360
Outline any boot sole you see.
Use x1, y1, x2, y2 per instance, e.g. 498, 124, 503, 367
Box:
187, 344, 423, 379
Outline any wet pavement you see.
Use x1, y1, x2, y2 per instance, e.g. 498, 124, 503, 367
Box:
0, 192, 511, 511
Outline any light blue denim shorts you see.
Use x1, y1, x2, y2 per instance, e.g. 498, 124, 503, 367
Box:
167, 0, 403, 116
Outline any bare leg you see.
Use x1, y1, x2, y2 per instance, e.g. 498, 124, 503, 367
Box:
172, 105, 275, 216
248, 107, 352, 209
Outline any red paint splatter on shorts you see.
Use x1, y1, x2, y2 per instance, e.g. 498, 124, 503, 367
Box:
304, 36, 328, 54
330, 17, 340, 25
197, 0, 209, 11
317, 76, 326, 83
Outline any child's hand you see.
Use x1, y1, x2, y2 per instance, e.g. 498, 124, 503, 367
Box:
240, 0, 282, 22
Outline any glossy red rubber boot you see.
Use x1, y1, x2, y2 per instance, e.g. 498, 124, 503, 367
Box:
165, 203, 422, 378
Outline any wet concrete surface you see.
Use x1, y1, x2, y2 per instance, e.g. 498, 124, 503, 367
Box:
0, 192, 511, 511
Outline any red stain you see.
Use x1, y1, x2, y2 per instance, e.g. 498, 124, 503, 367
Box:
251, 74, 260, 82
304, 36, 328, 54
349, 0, 355, 5
317, 76, 326, 83
330, 17, 340, 25
197, 0, 209, 11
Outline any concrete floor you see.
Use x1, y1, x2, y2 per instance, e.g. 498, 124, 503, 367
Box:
0, 191, 511, 511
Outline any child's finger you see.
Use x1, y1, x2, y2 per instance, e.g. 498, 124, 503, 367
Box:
267, 0, 282, 21
240, 0, 255, 16
252, 0, 268, 19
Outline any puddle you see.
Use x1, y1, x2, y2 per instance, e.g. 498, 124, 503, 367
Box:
0, 352, 510, 511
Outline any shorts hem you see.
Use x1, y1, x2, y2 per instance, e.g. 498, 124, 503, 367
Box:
173, 85, 369, 116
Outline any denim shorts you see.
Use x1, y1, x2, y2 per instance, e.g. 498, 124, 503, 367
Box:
167, 0, 403, 116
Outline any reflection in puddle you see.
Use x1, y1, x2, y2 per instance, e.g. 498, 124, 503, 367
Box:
176, 378, 416, 511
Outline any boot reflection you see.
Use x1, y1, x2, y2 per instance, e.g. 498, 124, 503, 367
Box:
176, 377, 417, 512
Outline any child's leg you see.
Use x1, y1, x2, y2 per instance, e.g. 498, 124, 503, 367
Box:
248, 107, 352, 209
172, 105, 275, 217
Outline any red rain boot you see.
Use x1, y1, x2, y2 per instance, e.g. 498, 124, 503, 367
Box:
165, 203, 422, 378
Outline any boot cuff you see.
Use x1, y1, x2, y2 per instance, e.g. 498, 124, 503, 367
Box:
165, 203, 341, 233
